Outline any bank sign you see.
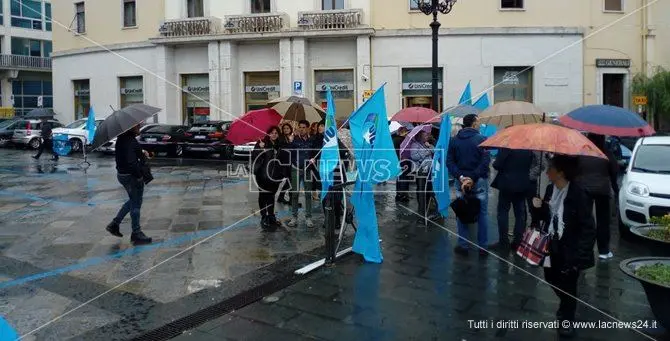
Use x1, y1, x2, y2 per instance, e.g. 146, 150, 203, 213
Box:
245, 85, 280, 93
316, 83, 354, 92
183, 86, 209, 93
402, 82, 443, 90
120, 88, 143, 95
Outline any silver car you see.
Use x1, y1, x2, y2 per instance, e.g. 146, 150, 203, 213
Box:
11, 119, 63, 149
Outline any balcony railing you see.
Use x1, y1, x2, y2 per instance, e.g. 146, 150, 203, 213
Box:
297, 9, 362, 30
224, 12, 288, 34
0, 54, 51, 70
158, 17, 221, 37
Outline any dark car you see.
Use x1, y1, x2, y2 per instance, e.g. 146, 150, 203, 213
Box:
0, 118, 21, 147
182, 121, 233, 159
138, 124, 188, 157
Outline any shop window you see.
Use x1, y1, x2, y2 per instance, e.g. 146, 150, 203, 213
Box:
501, 0, 523, 9
75, 2, 85, 33
493, 66, 533, 103
604, 0, 623, 11
251, 0, 271, 13
244, 72, 280, 112
73, 80, 91, 120
120, 76, 144, 108
187, 0, 204, 17
314, 70, 355, 120
323, 0, 344, 10
11, 0, 42, 30
401, 68, 443, 112
181, 74, 210, 125
123, 0, 137, 27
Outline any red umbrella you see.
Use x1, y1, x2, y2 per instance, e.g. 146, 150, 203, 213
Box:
479, 123, 607, 159
391, 107, 440, 123
226, 108, 282, 145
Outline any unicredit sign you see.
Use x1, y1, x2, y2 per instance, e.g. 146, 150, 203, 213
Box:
316, 83, 353, 91
245, 85, 279, 93
185, 86, 209, 93
120, 88, 143, 95
402, 82, 443, 90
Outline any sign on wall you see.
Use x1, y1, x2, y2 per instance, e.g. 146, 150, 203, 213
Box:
183, 86, 209, 93
633, 96, 648, 105
402, 82, 443, 90
363, 90, 374, 100
74, 89, 90, 96
245, 85, 280, 93
596, 59, 631, 68
293, 81, 303, 95
502, 71, 520, 85
120, 88, 143, 95
316, 83, 354, 92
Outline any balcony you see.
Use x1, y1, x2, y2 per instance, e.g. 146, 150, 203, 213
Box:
0, 55, 51, 71
297, 9, 363, 30
223, 12, 288, 34
158, 17, 222, 37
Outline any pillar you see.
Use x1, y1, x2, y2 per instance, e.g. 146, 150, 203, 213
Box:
1, 78, 13, 107
219, 41, 238, 118
155, 45, 178, 124
356, 36, 371, 107
208, 41, 222, 120
291, 38, 307, 97
279, 38, 292, 97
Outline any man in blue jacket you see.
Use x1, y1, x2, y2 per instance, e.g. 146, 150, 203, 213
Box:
447, 114, 491, 256
286, 120, 316, 228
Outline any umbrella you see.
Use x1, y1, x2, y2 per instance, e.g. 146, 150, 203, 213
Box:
443, 104, 481, 118
558, 104, 655, 137
24, 108, 54, 119
399, 124, 432, 159
479, 123, 607, 159
269, 96, 325, 123
389, 121, 414, 134
391, 107, 440, 123
91, 104, 161, 151
478, 101, 544, 128
226, 108, 282, 145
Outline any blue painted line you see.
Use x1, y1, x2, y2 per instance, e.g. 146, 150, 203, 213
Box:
0, 316, 19, 341
0, 210, 292, 290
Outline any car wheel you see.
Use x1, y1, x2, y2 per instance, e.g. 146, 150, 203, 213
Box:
219, 145, 233, 160
70, 139, 83, 153
29, 138, 41, 150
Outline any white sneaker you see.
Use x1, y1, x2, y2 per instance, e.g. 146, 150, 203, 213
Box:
306, 219, 314, 228
286, 218, 297, 227
598, 252, 614, 259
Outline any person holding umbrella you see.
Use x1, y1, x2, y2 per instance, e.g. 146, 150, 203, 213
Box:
277, 123, 294, 205
253, 126, 284, 232
409, 130, 436, 221
32, 117, 58, 161
392, 126, 411, 203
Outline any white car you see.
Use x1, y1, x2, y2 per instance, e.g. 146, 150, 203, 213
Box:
97, 124, 159, 154
618, 136, 670, 238
52, 119, 103, 153
233, 141, 256, 159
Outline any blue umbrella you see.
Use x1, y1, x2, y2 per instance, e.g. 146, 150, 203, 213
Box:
559, 105, 655, 137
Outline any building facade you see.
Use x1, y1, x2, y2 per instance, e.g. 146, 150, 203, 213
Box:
0, 0, 52, 117
52, 0, 669, 124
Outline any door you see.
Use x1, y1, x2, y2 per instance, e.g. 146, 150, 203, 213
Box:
603, 74, 624, 107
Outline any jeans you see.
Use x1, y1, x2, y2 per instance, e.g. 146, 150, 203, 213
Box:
592, 194, 611, 254
290, 167, 313, 218
544, 266, 580, 321
455, 178, 489, 249
497, 191, 527, 245
113, 173, 144, 233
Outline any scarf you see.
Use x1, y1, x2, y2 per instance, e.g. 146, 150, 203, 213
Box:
548, 182, 569, 239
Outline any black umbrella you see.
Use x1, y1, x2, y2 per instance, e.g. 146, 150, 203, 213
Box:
91, 104, 161, 151
24, 108, 55, 119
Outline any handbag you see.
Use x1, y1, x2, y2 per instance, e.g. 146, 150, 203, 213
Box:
516, 224, 551, 266
141, 164, 153, 185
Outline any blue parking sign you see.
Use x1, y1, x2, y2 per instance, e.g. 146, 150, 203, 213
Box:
293, 81, 303, 93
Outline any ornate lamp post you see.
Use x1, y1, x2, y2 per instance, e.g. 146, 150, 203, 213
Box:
417, 0, 458, 112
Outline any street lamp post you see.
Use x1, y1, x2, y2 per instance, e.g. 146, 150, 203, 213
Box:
417, 0, 457, 112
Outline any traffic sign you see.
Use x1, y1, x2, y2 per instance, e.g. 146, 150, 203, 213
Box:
633, 96, 648, 105
363, 90, 374, 101
293, 81, 303, 94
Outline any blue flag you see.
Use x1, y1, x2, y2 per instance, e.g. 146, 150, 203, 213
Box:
473, 93, 491, 110
480, 123, 498, 156
85, 107, 96, 143
458, 81, 472, 105
432, 115, 452, 217
349, 84, 400, 263
319, 87, 339, 201
0, 316, 19, 341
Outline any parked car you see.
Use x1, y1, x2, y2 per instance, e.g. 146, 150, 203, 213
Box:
138, 124, 188, 157
51, 118, 104, 153
0, 118, 22, 147
11, 119, 63, 149
233, 141, 256, 159
98, 124, 159, 154
182, 121, 233, 159
618, 136, 670, 238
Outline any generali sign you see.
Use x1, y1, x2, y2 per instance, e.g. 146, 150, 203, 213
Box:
402, 82, 443, 90
120, 88, 143, 95
245, 85, 280, 93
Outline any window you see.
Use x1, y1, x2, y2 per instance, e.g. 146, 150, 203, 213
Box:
251, 0, 271, 13
409, 0, 420, 10
187, 0, 204, 17
45, 2, 51, 31
120, 76, 144, 108
73, 80, 90, 120
322, 0, 344, 10
501, 0, 523, 9
493, 66, 533, 103
12, 80, 53, 117
11, 0, 43, 30
10, 38, 50, 57
604, 0, 623, 11
0, 0, 4, 26
75, 2, 85, 33
123, 0, 137, 27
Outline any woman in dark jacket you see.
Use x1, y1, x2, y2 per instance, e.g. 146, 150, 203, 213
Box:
276, 123, 293, 204
533, 155, 596, 338
253, 126, 284, 232
309, 121, 326, 201
576, 133, 619, 259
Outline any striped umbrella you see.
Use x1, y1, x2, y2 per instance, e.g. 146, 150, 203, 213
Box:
479, 101, 544, 128
268, 96, 325, 123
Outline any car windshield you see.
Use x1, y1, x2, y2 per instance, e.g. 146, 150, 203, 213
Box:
188, 125, 218, 132
65, 119, 86, 129
0, 120, 16, 129
144, 125, 172, 134
632, 145, 670, 173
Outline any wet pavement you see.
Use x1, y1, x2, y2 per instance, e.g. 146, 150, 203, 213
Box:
1, 147, 667, 341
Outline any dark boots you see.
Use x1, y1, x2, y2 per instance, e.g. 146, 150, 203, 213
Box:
105, 222, 123, 237
130, 231, 152, 245
261, 215, 280, 232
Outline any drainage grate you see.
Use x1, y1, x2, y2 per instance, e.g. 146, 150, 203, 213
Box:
130, 272, 304, 341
